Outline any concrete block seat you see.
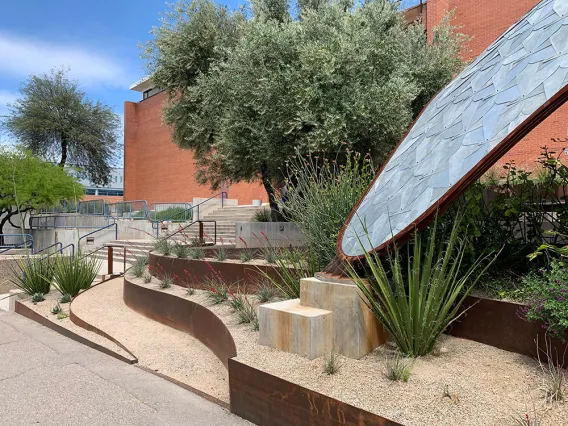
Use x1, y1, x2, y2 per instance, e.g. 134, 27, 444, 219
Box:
259, 277, 389, 360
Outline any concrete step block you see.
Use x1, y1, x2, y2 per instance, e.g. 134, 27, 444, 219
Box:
299, 277, 389, 359
259, 299, 333, 360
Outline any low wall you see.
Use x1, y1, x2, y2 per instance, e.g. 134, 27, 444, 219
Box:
229, 359, 401, 426
448, 296, 568, 365
123, 276, 237, 369
234, 222, 305, 249
148, 252, 289, 291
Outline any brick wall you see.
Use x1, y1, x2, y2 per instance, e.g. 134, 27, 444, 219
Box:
426, 0, 568, 171
124, 92, 266, 206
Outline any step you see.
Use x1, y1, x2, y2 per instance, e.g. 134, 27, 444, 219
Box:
258, 299, 332, 360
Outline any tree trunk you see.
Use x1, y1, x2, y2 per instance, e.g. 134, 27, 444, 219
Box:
59, 135, 68, 168
260, 162, 282, 221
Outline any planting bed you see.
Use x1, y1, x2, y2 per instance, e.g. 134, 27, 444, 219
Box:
125, 271, 568, 426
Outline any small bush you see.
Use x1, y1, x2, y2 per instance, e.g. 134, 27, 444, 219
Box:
173, 243, 190, 258
10, 258, 53, 295
205, 278, 229, 304
252, 231, 278, 264
189, 247, 205, 260
228, 290, 245, 312
31, 293, 45, 304
384, 352, 413, 382
129, 255, 148, 278
51, 303, 62, 315
214, 246, 229, 261
239, 249, 254, 263
253, 209, 272, 222
153, 238, 171, 256
51, 255, 100, 297
143, 272, 152, 283
520, 261, 568, 340
160, 273, 174, 289
255, 282, 277, 303
186, 287, 195, 296
537, 336, 566, 403
259, 248, 316, 299
323, 349, 341, 375
59, 293, 72, 304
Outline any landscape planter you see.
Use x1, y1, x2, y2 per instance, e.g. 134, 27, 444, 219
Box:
448, 295, 568, 365
228, 359, 402, 426
148, 252, 292, 292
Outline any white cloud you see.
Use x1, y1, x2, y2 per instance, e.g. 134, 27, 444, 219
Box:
0, 33, 131, 88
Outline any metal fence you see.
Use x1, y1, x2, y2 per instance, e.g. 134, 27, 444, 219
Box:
29, 215, 115, 229
105, 200, 149, 219
149, 203, 193, 222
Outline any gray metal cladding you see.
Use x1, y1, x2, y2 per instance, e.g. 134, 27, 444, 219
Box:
341, 0, 568, 257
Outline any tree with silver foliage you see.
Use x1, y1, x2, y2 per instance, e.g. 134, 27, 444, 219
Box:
144, 0, 465, 215
2, 68, 121, 186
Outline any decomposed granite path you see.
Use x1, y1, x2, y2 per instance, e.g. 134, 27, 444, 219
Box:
70, 277, 230, 403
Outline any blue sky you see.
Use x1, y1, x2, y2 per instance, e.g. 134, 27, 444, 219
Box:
0, 0, 243, 151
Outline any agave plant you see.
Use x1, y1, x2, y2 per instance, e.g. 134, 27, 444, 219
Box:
10, 257, 53, 295
347, 215, 495, 357
51, 255, 100, 297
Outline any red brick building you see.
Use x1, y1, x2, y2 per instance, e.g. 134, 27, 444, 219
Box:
421, 0, 568, 168
124, 0, 568, 205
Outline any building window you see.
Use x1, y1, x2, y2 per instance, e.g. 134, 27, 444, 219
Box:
142, 87, 163, 100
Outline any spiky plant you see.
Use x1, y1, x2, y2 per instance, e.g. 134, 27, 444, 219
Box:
323, 349, 341, 375
346, 216, 495, 357
51, 255, 100, 297
59, 293, 72, 304
129, 255, 148, 278
10, 258, 53, 295
51, 303, 62, 315
31, 293, 45, 304
384, 351, 413, 382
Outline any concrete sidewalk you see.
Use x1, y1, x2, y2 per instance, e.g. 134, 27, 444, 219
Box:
0, 311, 251, 426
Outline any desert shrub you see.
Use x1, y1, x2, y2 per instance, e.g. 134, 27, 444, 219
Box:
152, 206, 192, 222
323, 349, 341, 375
253, 209, 272, 222
384, 352, 413, 382
536, 336, 566, 403
59, 293, 72, 304
255, 281, 277, 303
51, 255, 100, 297
172, 243, 190, 258
160, 273, 174, 289
519, 261, 568, 340
186, 287, 195, 296
189, 247, 205, 260
259, 248, 317, 299
214, 245, 229, 261
277, 151, 375, 270
228, 289, 245, 312
253, 231, 279, 264
347, 216, 495, 357
51, 303, 62, 315
153, 238, 171, 255
10, 258, 53, 295
205, 276, 229, 304
31, 293, 45, 304
143, 272, 152, 283
129, 255, 148, 278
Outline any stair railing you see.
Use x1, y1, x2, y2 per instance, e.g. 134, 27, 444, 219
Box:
0, 234, 34, 255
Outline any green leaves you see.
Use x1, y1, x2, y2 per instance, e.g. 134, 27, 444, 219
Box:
347, 216, 495, 357
51, 255, 100, 297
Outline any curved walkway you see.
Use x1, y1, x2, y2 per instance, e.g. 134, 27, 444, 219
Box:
71, 277, 230, 402
0, 311, 249, 426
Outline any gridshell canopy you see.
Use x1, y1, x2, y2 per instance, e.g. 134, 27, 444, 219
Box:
339, 0, 568, 259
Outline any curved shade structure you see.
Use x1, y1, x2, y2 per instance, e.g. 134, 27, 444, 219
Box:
339, 0, 568, 259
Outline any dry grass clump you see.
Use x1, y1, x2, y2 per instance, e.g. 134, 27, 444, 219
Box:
323, 349, 341, 375
384, 351, 413, 382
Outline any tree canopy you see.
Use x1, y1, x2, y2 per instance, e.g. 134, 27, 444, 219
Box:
2, 68, 122, 186
144, 0, 465, 211
0, 149, 82, 234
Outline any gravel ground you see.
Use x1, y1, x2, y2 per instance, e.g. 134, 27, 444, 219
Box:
132, 272, 568, 426
19, 291, 134, 362
70, 278, 229, 402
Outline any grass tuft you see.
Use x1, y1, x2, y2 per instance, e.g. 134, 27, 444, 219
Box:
51, 303, 62, 315
31, 293, 45, 304
384, 351, 413, 382
323, 349, 341, 375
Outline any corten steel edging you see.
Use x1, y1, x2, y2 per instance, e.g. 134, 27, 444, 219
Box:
228, 358, 403, 426
135, 364, 230, 410
69, 276, 138, 362
123, 276, 237, 369
447, 295, 568, 365
337, 77, 568, 261
15, 300, 137, 364
148, 252, 293, 291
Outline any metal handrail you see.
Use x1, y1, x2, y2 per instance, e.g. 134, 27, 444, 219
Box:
79, 243, 126, 276
33, 242, 63, 256
0, 234, 34, 254
149, 202, 193, 222
29, 214, 115, 229
105, 200, 149, 219
77, 222, 118, 250
162, 220, 217, 245
41, 243, 75, 260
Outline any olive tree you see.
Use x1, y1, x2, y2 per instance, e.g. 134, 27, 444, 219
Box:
3, 68, 121, 186
145, 0, 465, 213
